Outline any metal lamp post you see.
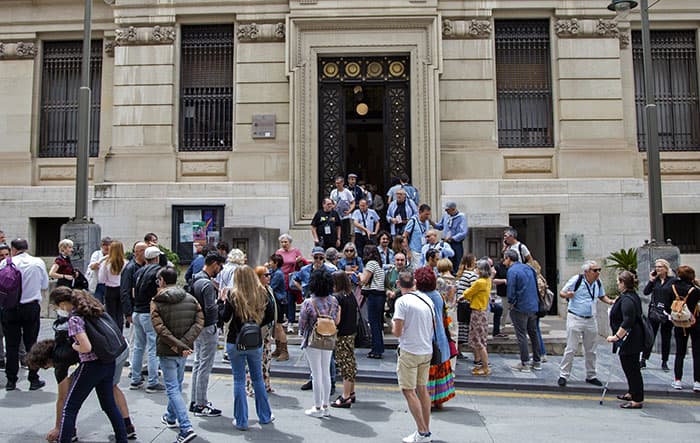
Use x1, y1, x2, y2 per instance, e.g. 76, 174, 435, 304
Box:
608, 0, 664, 243
74, 0, 94, 222
61, 0, 114, 271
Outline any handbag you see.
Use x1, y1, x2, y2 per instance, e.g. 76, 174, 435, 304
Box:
409, 292, 442, 366
648, 300, 668, 324
457, 301, 471, 324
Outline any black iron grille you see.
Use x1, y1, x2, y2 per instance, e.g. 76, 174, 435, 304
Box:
180, 25, 233, 151
633, 30, 700, 151
495, 20, 553, 148
39, 41, 102, 158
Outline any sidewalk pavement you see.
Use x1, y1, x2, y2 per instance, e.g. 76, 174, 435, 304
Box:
36, 319, 699, 399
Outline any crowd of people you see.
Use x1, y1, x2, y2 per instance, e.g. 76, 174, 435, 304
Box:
1, 172, 700, 443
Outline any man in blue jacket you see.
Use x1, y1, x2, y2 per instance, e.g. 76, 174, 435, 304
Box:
504, 249, 541, 372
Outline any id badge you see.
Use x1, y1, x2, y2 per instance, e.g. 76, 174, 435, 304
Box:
324, 225, 332, 235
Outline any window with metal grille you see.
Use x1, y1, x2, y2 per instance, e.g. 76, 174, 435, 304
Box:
180, 25, 233, 151
40, 41, 102, 158
633, 31, 700, 151
495, 20, 553, 148
664, 213, 700, 253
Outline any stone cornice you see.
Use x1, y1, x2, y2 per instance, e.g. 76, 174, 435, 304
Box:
442, 19, 492, 39
237, 22, 285, 42
113, 25, 175, 47
0, 41, 38, 60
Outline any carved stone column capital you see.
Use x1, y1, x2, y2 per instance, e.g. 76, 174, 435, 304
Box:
0, 41, 38, 60
237, 23, 286, 42
113, 25, 176, 47
104, 39, 115, 57
555, 18, 620, 39
442, 19, 492, 39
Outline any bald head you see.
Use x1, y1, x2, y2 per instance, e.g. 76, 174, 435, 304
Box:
133, 241, 147, 264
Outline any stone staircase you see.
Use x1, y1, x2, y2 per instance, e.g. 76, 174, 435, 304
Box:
283, 315, 571, 356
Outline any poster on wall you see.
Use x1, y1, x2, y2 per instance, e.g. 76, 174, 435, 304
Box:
179, 223, 194, 242
172, 205, 225, 264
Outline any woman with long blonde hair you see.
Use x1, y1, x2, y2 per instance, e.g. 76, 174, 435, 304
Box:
244, 266, 277, 395
99, 240, 127, 331
219, 265, 275, 430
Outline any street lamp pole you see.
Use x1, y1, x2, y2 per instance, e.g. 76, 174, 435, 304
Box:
608, 0, 664, 243
75, 0, 92, 222
638, 0, 664, 244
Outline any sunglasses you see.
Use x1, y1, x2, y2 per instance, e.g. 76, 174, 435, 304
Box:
264, 273, 272, 277
591, 268, 602, 272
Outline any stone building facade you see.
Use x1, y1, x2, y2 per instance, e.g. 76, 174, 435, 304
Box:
1, 1, 699, 309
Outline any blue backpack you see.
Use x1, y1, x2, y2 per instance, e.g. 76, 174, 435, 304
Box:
0, 256, 23, 310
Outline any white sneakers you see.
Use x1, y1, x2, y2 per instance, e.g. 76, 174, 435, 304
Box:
304, 407, 324, 418
671, 380, 683, 390
402, 431, 433, 443
694, 381, 700, 392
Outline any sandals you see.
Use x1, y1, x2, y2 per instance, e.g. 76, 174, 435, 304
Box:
330, 395, 352, 408
472, 367, 491, 376
616, 394, 632, 401
620, 402, 643, 409
349, 391, 356, 403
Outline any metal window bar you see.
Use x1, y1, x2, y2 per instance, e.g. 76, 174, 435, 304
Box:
39, 41, 102, 158
180, 25, 233, 151
495, 20, 554, 148
632, 31, 700, 151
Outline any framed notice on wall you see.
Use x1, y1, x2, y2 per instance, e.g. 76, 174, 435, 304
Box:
172, 205, 225, 263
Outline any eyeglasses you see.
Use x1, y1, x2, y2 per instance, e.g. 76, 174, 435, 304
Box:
591, 268, 602, 272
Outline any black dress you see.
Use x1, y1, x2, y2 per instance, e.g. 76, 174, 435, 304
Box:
609, 290, 644, 402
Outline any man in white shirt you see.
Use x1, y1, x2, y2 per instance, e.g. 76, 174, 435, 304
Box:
86, 236, 112, 303
1, 238, 49, 391
330, 176, 355, 247
351, 198, 381, 255
392, 272, 435, 443
503, 228, 531, 263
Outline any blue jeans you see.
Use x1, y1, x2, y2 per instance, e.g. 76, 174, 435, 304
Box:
59, 360, 126, 443
366, 292, 386, 355
536, 318, 546, 356
131, 312, 159, 386
160, 356, 192, 433
449, 240, 463, 274
286, 290, 296, 323
94, 283, 106, 304
225, 343, 273, 429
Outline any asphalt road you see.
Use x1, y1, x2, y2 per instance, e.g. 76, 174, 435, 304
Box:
1, 370, 699, 443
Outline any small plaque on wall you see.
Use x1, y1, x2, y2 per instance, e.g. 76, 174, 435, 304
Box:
252, 114, 276, 139
566, 233, 584, 261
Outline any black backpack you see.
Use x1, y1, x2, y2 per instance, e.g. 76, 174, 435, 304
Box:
573, 274, 602, 297
83, 312, 127, 363
236, 321, 262, 351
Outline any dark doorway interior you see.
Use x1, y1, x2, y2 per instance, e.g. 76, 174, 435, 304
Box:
509, 214, 560, 315
344, 85, 385, 194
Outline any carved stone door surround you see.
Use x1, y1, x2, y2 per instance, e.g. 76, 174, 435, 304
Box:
287, 15, 441, 225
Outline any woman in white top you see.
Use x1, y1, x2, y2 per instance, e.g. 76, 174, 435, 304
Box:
99, 240, 126, 331
359, 245, 385, 359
